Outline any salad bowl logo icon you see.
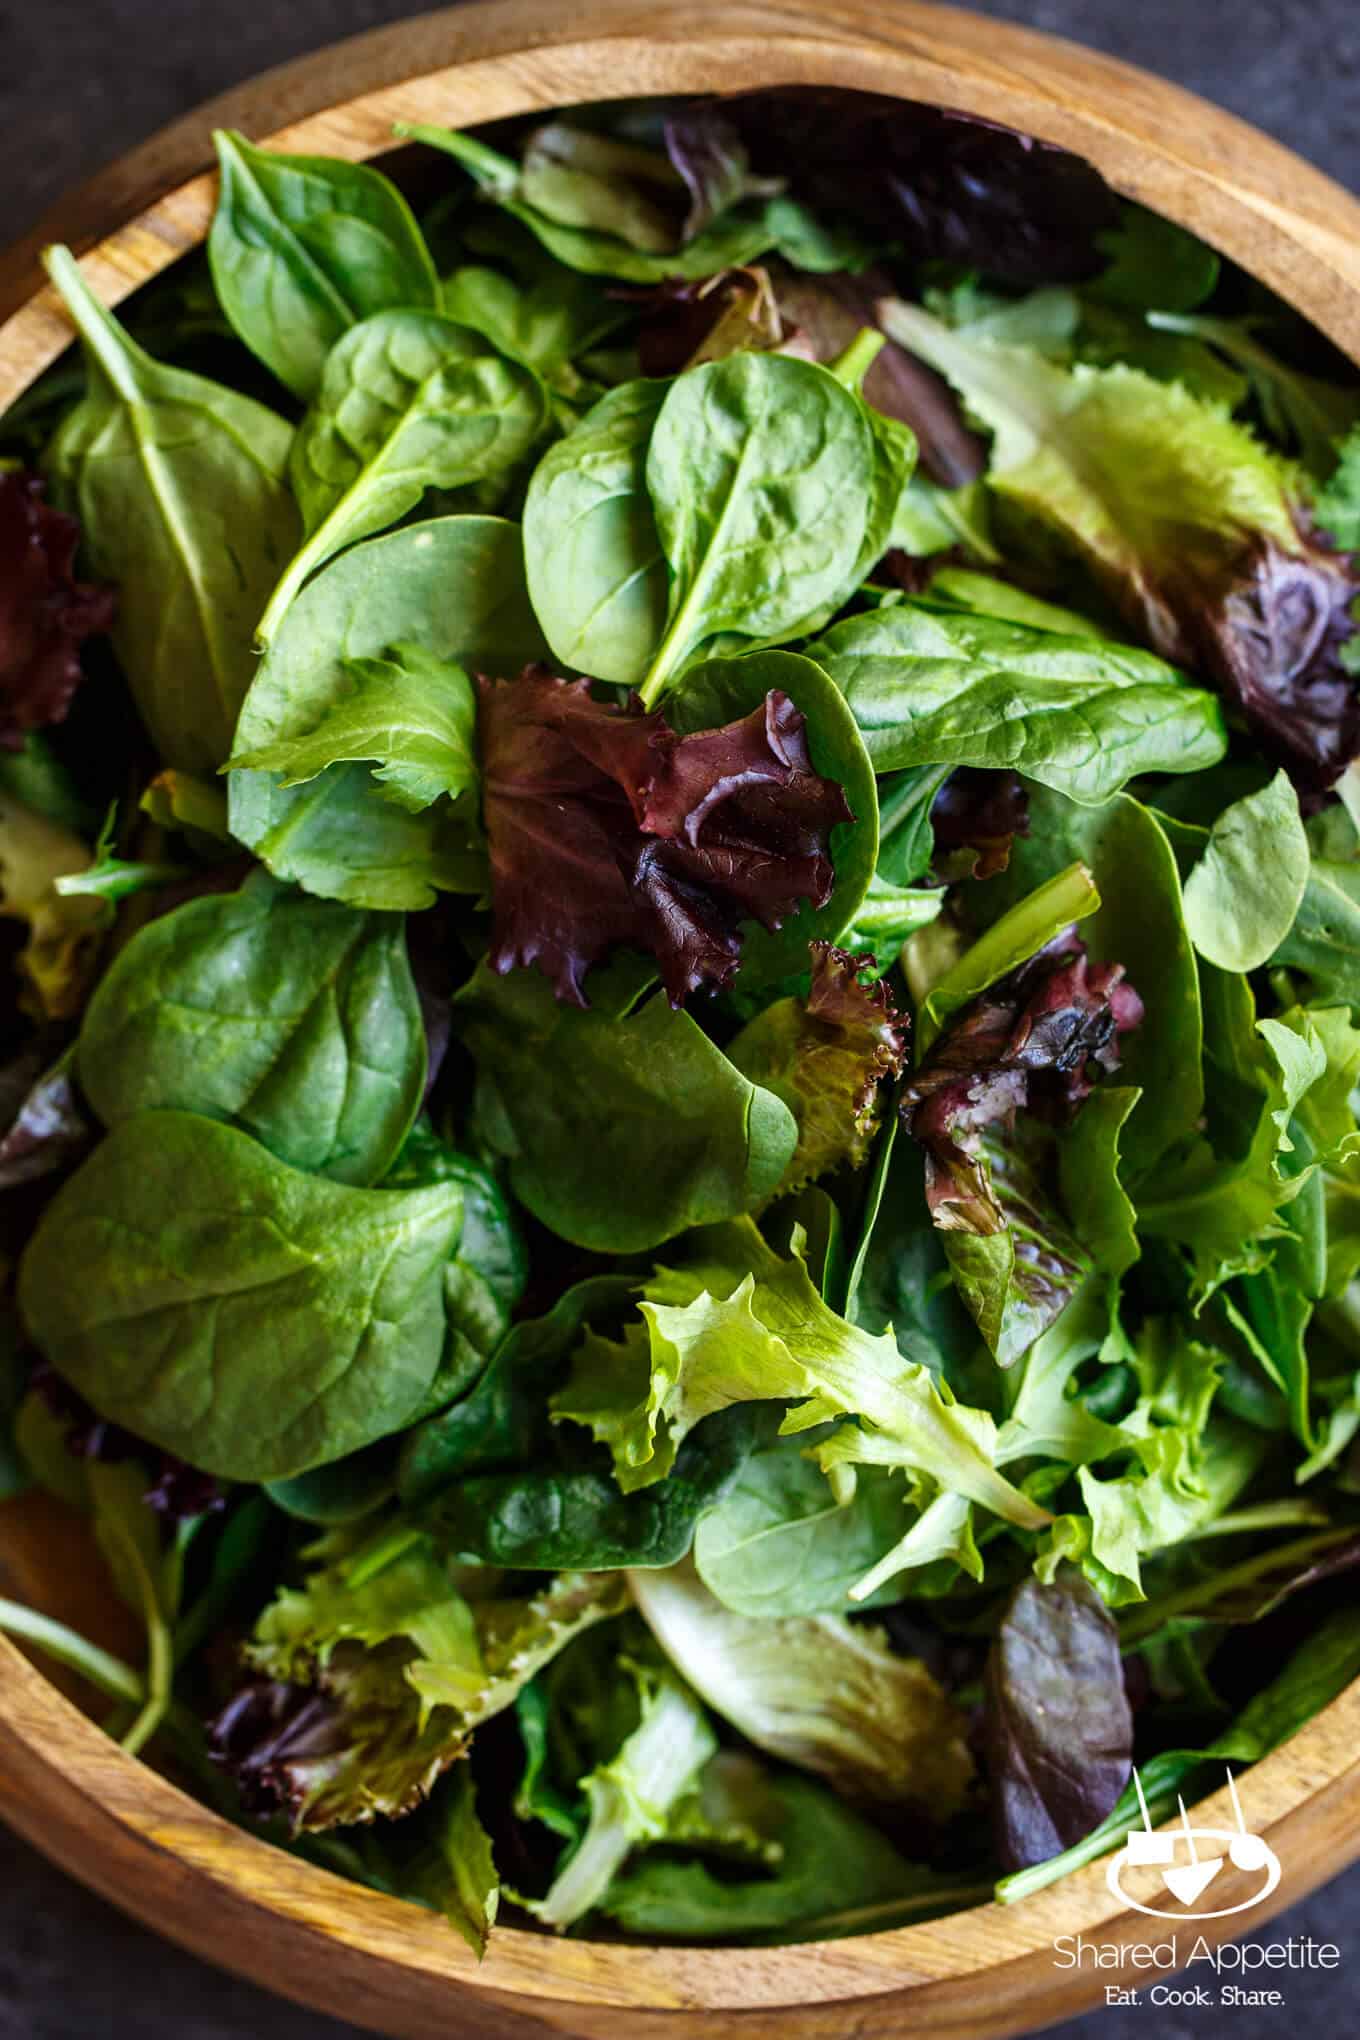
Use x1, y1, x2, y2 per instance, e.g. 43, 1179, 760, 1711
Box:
1106, 1768, 1281, 1920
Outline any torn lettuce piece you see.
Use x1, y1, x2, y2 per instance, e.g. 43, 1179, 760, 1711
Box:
879, 302, 1360, 799
550, 1215, 1047, 1531
529, 1660, 718, 1931
475, 667, 852, 1008
213, 1522, 627, 1830
727, 941, 909, 1200
598, 1769, 952, 1942
983, 1567, 1133, 1871
629, 1558, 974, 1812
902, 907, 1142, 1365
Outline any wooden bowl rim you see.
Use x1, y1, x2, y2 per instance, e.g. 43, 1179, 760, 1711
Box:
2, 1, 1360, 2027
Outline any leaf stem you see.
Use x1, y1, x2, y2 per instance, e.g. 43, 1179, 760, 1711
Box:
394, 124, 520, 199
0, 1596, 145, 1706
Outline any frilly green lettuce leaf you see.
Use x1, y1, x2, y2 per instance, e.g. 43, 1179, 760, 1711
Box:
550, 1215, 1046, 1532
529, 1660, 718, 1930
226, 1522, 627, 1829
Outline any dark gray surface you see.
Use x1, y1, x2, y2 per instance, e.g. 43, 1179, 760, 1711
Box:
1, 3, 1358, 2037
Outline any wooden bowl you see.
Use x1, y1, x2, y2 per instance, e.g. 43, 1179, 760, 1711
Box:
2, 4, 1359, 2035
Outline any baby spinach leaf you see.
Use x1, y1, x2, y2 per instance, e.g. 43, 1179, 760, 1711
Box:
209, 131, 439, 401
1182, 770, 1309, 972
382, 1119, 527, 1389
228, 517, 547, 909
1271, 857, 1360, 1010
639, 353, 875, 704
258, 311, 546, 641
18, 1111, 464, 1481
808, 602, 1226, 802
76, 870, 425, 1185
455, 957, 797, 1253
693, 1434, 910, 1616
266, 1438, 400, 1526
522, 378, 670, 686
664, 651, 878, 983
424, 1407, 760, 1572
230, 642, 478, 815
442, 262, 629, 397
42, 247, 299, 776
399, 1273, 637, 1507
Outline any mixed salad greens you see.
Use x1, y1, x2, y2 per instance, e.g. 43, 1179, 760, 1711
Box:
2, 87, 1360, 1953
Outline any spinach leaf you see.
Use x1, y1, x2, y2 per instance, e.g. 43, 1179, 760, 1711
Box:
228, 517, 547, 908
77, 870, 425, 1185
42, 247, 299, 777
455, 955, 797, 1253
209, 131, 439, 401
442, 262, 629, 399
522, 378, 670, 686
639, 353, 876, 704
425, 1408, 759, 1571
1271, 857, 1360, 1009
258, 311, 546, 641
808, 602, 1226, 802
399, 1274, 637, 1506
266, 1439, 401, 1526
18, 1111, 464, 1481
692, 1434, 909, 1615
664, 651, 878, 982
1182, 770, 1310, 971
382, 1119, 527, 1387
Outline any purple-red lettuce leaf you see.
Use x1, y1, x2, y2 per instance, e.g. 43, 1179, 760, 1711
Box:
707, 90, 1119, 287
663, 108, 785, 243
477, 668, 851, 1007
0, 472, 115, 751
902, 922, 1142, 1362
929, 768, 1030, 881
984, 1567, 1133, 1872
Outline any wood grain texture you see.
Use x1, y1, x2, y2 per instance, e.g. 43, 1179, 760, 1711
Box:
1, 2, 1359, 2032
5, 0, 1360, 389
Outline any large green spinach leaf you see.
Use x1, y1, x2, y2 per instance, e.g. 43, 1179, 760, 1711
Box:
228, 517, 547, 908
77, 870, 425, 1185
18, 1112, 464, 1481
455, 954, 797, 1253
692, 1434, 909, 1616
522, 379, 670, 685
257, 310, 546, 641
639, 353, 876, 704
808, 602, 1226, 801
42, 247, 299, 776
209, 131, 439, 400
